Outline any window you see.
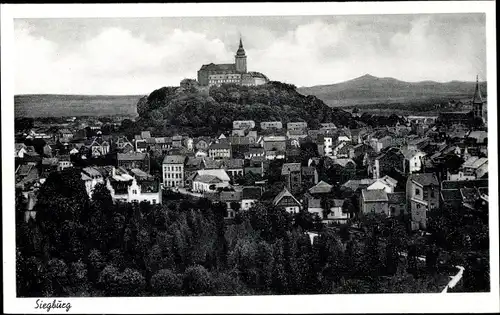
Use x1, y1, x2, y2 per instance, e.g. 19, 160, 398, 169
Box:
152, 199, 156, 204
415, 188, 420, 196
132, 190, 137, 194
416, 204, 421, 209
430, 190, 435, 198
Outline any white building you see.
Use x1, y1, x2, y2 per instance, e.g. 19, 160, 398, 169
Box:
106, 168, 161, 204
192, 169, 231, 193
162, 155, 186, 188
323, 135, 334, 156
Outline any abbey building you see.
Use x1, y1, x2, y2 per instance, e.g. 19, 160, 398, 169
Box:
197, 38, 269, 87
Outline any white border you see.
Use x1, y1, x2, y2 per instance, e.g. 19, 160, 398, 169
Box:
2, 2, 498, 314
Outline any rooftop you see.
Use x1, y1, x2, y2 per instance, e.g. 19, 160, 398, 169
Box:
362, 189, 388, 202
163, 155, 186, 165
282, 163, 301, 175
408, 173, 439, 187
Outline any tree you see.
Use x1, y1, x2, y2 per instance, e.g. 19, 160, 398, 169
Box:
151, 269, 182, 296
183, 265, 213, 295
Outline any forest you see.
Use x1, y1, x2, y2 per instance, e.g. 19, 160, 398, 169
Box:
16, 168, 490, 296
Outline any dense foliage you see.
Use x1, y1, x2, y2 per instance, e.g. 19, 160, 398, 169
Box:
129, 80, 358, 137
17, 168, 490, 297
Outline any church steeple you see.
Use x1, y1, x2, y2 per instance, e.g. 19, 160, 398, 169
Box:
235, 36, 247, 73
472, 75, 483, 104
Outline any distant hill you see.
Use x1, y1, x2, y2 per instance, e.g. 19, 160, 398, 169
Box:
133, 79, 357, 136
15, 94, 142, 118
297, 74, 488, 107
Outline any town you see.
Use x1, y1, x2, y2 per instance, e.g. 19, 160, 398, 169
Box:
14, 73, 489, 296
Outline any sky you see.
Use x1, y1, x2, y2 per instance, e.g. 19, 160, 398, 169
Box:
14, 14, 486, 95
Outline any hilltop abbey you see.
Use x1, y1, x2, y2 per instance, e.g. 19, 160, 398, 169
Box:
197, 38, 269, 87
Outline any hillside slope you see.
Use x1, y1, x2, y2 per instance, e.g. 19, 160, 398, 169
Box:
135, 79, 357, 136
298, 74, 488, 106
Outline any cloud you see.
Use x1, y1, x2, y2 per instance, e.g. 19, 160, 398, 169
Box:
14, 15, 486, 95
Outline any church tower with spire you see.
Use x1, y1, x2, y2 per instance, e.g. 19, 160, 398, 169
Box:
235, 37, 247, 73
472, 75, 484, 119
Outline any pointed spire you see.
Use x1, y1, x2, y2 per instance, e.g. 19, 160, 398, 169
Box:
239, 36, 243, 48
236, 34, 246, 56
473, 74, 483, 104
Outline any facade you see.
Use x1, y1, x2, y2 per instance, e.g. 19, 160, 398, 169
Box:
260, 121, 283, 130
273, 188, 302, 214
406, 173, 440, 230
360, 189, 389, 215
162, 155, 186, 188
287, 122, 308, 132
233, 120, 255, 130
197, 38, 269, 87
117, 152, 150, 173
281, 163, 302, 194
106, 168, 161, 204
209, 142, 232, 159
262, 136, 287, 152
192, 169, 231, 193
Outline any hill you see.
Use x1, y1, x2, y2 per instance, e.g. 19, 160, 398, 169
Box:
297, 74, 488, 107
133, 79, 357, 136
15, 94, 141, 118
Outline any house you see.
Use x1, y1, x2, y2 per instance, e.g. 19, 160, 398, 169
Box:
58, 128, 74, 142
221, 158, 245, 180
87, 137, 111, 157
171, 135, 183, 148
241, 186, 262, 210
467, 130, 488, 144
184, 157, 205, 188
287, 122, 308, 132
260, 121, 283, 130
366, 175, 398, 193
350, 128, 370, 144
192, 169, 231, 193
304, 181, 334, 219
15, 143, 28, 158
116, 136, 134, 153
367, 148, 405, 179
387, 192, 406, 216
273, 187, 302, 214
162, 155, 186, 188
155, 137, 172, 152
262, 136, 287, 152
325, 199, 349, 222
41, 157, 59, 178
351, 143, 374, 160
117, 152, 150, 173
406, 173, 440, 230
301, 166, 319, 187
265, 150, 286, 160
440, 179, 489, 210
15, 162, 40, 190
135, 139, 148, 153
245, 156, 267, 177
229, 136, 252, 158
320, 123, 337, 132
287, 129, 308, 140
57, 155, 73, 171
360, 189, 389, 216
401, 146, 427, 174
209, 142, 232, 159
106, 167, 161, 204
244, 147, 265, 160
448, 157, 488, 180
220, 190, 243, 219
281, 162, 302, 194
233, 120, 255, 130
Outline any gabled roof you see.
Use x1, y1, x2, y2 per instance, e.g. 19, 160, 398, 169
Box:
408, 173, 439, 187
309, 180, 333, 194
42, 157, 59, 166
17, 164, 34, 176
332, 158, 356, 168
282, 163, 301, 175
362, 189, 388, 202
196, 169, 230, 182
163, 155, 186, 164
332, 199, 345, 208
194, 174, 223, 184
342, 179, 377, 191
242, 186, 262, 200
200, 63, 236, 72
463, 157, 487, 169
273, 188, 301, 206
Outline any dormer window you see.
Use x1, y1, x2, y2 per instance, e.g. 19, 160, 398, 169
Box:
415, 188, 421, 196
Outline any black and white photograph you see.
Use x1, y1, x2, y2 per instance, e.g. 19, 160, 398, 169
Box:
2, 2, 498, 314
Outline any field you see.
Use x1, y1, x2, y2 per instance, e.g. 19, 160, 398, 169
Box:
14, 94, 142, 118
